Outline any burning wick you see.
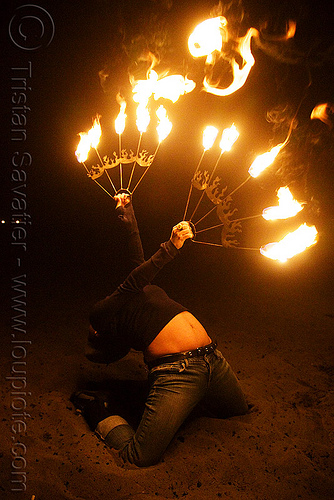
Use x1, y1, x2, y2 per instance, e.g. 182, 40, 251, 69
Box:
132, 105, 172, 194
262, 187, 304, 220
75, 132, 91, 166
88, 115, 105, 172
75, 124, 115, 198
156, 105, 172, 144
127, 101, 151, 190
183, 126, 218, 220
248, 143, 284, 178
190, 124, 239, 222
88, 115, 117, 193
115, 94, 127, 188
260, 224, 318, 262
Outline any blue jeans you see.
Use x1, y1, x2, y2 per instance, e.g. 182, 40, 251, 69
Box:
96, 348, 248, 467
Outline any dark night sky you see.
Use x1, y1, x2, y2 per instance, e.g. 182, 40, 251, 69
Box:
2, 0, 334, 314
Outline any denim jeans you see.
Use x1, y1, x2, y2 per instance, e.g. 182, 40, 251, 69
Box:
95, 348, 248, 467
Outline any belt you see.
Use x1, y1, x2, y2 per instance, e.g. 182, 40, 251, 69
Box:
147, 341, 217, 370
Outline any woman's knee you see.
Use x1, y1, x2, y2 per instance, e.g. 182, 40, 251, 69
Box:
120, 442, 162, 467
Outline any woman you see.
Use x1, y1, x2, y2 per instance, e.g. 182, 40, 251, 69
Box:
71, 193, 248, 467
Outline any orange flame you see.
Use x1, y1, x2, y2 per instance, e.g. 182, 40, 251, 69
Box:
87, 115, 102, 149
156, 105, 172, 142
260, 20, 296, 41
136, 102, 150, 133
75, 132, 91, 163
115, 94, 127, 135
219, 124, 239, 152
204, 28, 258, 96
262, 187, 304, 220
248, 143, 283, 178
132, 69, 195, 104
188, 16, 259, 96
188, 17, 227, 58
310, 103, 334, 129
260, 224, 318, 262
286, 20, 297, 39
132, 70, 157, 104
203, 126, 219, 150
154, 74, 196, 102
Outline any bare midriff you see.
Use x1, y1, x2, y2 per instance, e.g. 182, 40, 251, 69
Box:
144, 311, 212, 362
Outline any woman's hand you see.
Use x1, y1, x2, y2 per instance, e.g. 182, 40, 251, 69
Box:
114, 192, 131, 209
170, 221, 194, 249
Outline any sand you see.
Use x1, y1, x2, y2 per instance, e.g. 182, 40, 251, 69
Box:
2, 240, 333, 500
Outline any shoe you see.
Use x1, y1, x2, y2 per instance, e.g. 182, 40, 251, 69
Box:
70, 390, 111, 431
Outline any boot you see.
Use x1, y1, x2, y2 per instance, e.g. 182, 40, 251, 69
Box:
70, 391, 111, 430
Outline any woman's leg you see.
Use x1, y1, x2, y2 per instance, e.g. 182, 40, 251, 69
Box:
200, 349, 248, 418
102, 357, 210, 467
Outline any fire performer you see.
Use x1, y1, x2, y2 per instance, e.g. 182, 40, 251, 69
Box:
71, 193, 248, 467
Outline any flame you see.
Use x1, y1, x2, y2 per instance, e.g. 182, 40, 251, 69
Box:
156, 105, 172, 142
262, 187, 304, 220
188, 17, 227, 58
132, 69, 195, 104
286, 20, 297, 39
75, 132, 91, 163
154, 75, 196, 103
132, 70, 158, 104
260, 19, 296, 41
115, 94, 127, 135
188, 16, 258, 96
310, 103, 334, 129
260, 223, 318, 262
132, 69, 195, 133
136, 102, 150, 133
87, 115, 102, 149
204, 28, 258, 97
248, 143, 283, 178
203, 126, 218, 150
219, 124, 239, 152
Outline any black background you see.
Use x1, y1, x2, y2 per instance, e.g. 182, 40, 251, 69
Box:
1, 0, 333, 333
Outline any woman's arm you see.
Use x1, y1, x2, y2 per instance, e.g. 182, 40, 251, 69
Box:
118, 221, 193, 293
115, 193, 145, 268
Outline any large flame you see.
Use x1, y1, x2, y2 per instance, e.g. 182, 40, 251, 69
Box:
248, 143, 283, 178
132, 70, 195, 104
156, 105, 172, 142
203, 126, 218, 150
204, 28, 258, 97
132, 71, 157, 104
87, 115, 102, 149
75, 132, 91, 163
115, 94, 127, 135
154, 74, 196, 103
219, 124, 239, 152
188, 17, 227, 58
188, 16, 258, 96
260, 223, 318, 262
262, 187, 304, 220
132, 69, 195, 133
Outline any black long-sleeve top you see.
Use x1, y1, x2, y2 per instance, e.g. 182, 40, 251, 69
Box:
86, 203, 187, 364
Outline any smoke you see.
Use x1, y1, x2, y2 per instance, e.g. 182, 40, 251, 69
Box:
262, 103, 334, 223
98, 0, 176, 96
